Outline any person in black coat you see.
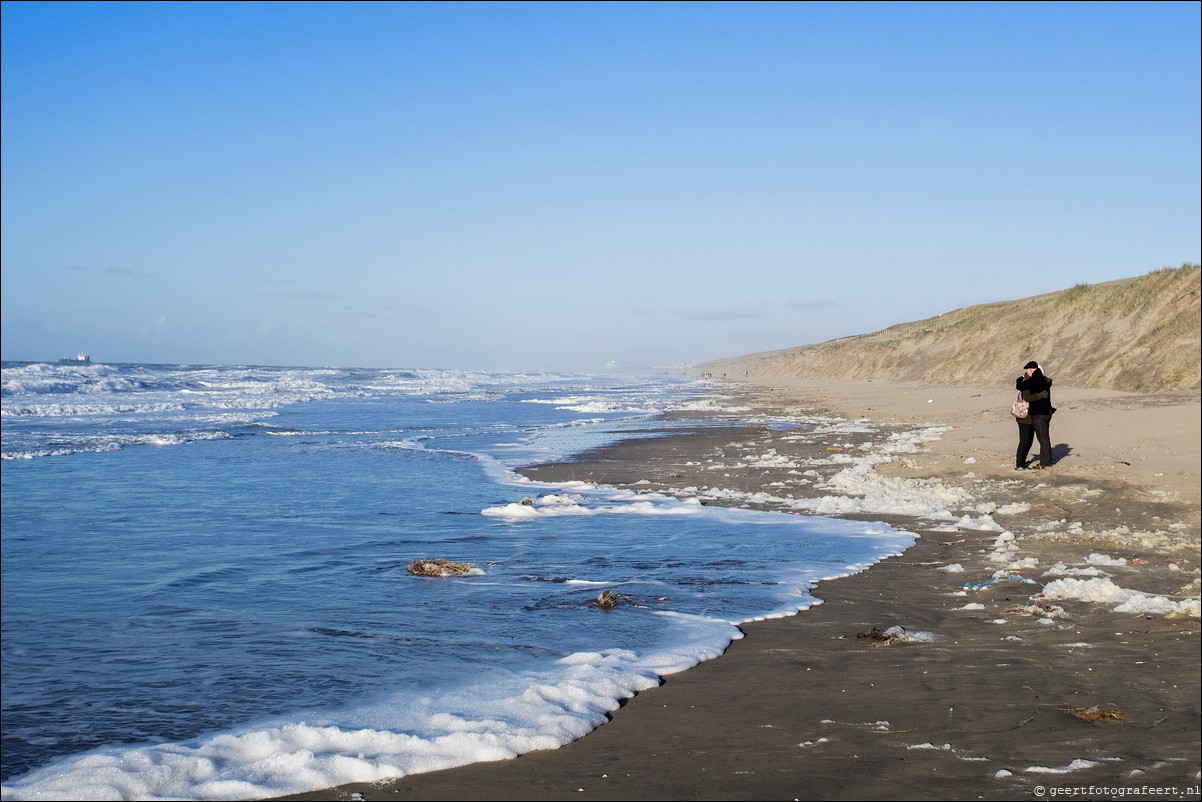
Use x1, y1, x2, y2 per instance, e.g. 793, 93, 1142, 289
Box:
1015, 360, 1055, 470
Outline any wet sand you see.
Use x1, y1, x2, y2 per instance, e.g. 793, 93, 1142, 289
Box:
282, 378, 1200, 801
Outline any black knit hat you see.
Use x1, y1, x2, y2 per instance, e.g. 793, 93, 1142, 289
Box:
1023, 361, 1040, 370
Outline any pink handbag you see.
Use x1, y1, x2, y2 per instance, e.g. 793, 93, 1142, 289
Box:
1010, 394, 1030, 419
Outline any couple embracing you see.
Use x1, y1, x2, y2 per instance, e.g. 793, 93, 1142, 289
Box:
1014, 360, 1055, 470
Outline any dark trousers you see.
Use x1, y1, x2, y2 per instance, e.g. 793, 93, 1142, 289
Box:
1016, 415, 1053, 468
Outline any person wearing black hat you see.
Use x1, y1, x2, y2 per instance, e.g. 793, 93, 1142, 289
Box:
1015, 361, 1055, 470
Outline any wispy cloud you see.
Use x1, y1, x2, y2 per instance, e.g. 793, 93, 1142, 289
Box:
259, 279, 340, 303
137, 316, 168, 338
675, 299, 839, 323
54, 264, 146, 278
676, 302, 771, 322
277, 289, 340, 302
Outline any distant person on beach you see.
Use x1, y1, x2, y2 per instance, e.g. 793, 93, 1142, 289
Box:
1015, 360, 1055, 470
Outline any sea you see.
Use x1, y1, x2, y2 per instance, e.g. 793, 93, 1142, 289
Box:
0, 361, 915, 801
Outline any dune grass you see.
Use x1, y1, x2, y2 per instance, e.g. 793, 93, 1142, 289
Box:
697, 263, 1200, 392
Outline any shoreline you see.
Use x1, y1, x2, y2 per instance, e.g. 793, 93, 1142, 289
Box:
282, 378, 1200, 801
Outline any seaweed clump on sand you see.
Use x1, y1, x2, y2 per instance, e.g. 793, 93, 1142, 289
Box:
1007, 602, 1067, 619
857, 625, 902, 645
1064, 705, 1132, 722
408, 559, 473, 577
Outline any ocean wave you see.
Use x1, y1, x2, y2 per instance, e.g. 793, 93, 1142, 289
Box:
1, 401, 189, 418
1, 430, 232, 460
483, 493, 706, 519
0, 642, 724, 801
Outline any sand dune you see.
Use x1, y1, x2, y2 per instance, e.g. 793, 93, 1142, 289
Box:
696, 263, 1200, 393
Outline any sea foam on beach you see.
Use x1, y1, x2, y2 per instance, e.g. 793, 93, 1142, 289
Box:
2, 363, 918, 801
1038, 576, 1201, 618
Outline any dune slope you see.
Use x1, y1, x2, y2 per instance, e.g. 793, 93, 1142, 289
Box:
695, 263, 1200, 393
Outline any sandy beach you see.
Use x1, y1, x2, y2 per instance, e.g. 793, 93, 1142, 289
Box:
282, 377, 1200, 801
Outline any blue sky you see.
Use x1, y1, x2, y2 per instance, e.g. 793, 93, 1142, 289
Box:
3, 1, 1199, 371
